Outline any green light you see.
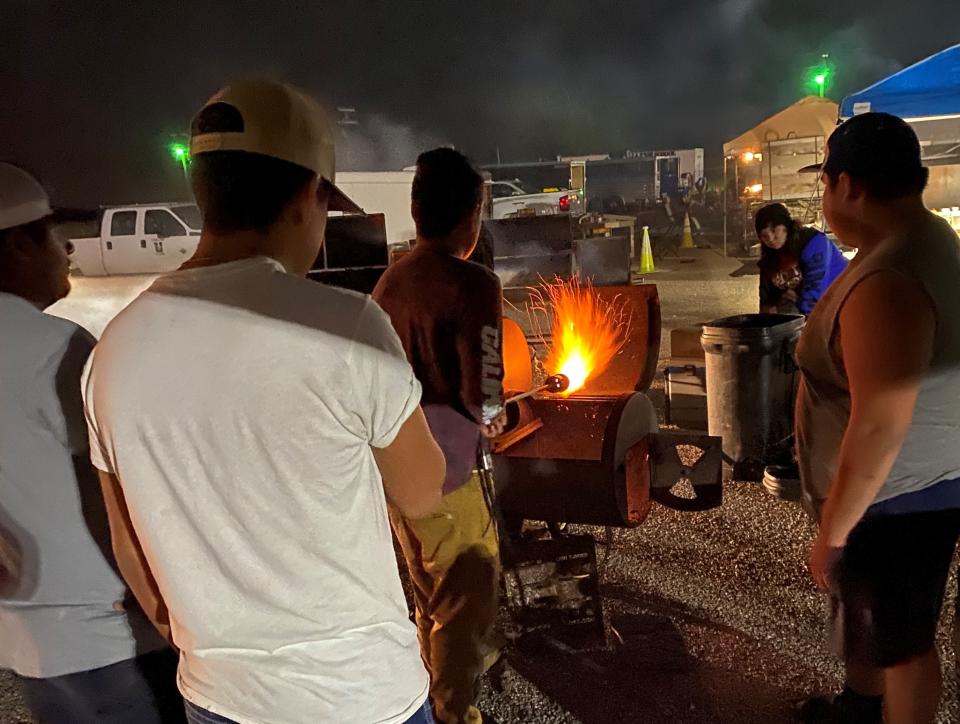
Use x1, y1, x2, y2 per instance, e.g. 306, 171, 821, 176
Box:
813, 69, 829, 97
168, 141, 190, 178
806, 53, 833, 98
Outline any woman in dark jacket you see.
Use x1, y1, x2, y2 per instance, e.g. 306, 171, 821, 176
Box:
756, 203, 848, 315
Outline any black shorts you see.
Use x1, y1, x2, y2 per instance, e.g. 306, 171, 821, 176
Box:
836, 508, 960, 667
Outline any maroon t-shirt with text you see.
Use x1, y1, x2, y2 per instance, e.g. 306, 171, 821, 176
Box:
373, 247, 503, 494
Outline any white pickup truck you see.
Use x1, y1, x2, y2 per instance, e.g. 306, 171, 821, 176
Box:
68, 176, 418, 276
69, 204, 202, 276
489, 179, 583, 219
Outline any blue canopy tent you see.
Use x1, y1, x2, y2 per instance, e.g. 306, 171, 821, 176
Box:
840, 45, 960, 218
840, 44, 960, 120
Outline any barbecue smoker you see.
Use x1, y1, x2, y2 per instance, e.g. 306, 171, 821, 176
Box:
490, 284, 723, 648
494, 284, 722, 527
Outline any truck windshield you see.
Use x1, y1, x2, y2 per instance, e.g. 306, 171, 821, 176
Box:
171, 204, 202, 231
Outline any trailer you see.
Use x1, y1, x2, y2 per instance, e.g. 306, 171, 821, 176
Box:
483, 148, 704, 215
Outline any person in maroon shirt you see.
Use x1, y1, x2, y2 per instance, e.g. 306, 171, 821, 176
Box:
373, 148, 504, 724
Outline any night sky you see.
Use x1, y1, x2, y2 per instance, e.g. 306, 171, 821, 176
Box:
2, 1, 958, 207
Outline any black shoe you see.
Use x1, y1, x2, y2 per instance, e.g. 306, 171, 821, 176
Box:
764, 463, 799, 480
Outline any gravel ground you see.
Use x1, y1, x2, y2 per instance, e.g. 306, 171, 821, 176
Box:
3, 259, 958, 723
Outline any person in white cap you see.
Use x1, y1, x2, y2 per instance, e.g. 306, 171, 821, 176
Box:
82, 80, 446, 724
0, 162, 184, 722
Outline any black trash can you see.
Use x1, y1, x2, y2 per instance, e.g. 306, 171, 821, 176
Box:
701, 314, 805, 480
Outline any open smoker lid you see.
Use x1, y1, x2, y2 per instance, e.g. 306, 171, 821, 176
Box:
589, 284, 661, 395
503, 284, 662, 396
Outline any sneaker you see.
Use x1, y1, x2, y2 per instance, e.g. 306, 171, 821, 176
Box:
765, 463, 799, 480
763, 464, 802, 502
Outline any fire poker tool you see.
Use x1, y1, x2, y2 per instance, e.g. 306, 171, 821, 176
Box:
504, 374, 570, 405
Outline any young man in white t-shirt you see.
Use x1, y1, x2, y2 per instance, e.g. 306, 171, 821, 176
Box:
83, 79, 446, 724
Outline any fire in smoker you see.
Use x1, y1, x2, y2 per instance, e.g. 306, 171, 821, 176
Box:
527, 277, 631, 394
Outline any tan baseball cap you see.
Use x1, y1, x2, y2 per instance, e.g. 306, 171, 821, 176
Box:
189, 79, 361, 213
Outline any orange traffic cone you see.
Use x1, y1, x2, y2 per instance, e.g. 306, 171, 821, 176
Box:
680, 212, 695, 249
639, 225, 655, 274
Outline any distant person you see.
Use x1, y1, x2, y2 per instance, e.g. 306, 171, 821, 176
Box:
0, 162, 182, 723
755, 202, 847, 315
796, 113, 960, 724
83, 80, 445, 724
374, 148, 505, 724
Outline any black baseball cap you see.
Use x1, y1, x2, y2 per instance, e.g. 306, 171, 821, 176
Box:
799, 112, 925, 182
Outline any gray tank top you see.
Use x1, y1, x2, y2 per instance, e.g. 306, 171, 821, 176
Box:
796, 213, 960, 509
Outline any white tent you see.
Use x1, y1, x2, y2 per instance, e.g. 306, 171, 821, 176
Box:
722, 97, 839, 253
723, 96, 839, 155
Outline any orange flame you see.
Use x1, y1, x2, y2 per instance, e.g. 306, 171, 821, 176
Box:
529, 278, 629, 395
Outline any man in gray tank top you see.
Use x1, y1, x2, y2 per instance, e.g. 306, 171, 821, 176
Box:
795, 113, 960, 724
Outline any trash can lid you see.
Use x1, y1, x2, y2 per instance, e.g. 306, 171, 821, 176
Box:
701, 313, 805, 344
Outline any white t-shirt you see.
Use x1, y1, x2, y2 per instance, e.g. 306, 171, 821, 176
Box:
0, 292, 162, 678
82, 258, 429, 724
